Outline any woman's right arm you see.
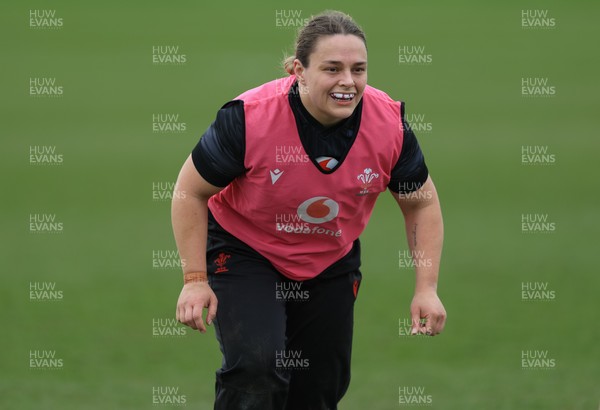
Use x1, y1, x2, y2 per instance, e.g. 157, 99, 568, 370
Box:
172, 154, 223, 333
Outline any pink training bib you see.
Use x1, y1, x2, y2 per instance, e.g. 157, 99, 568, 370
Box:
209, 75, 404, 280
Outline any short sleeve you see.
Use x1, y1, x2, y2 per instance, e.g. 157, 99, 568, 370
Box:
388, 105, 429, 193
191, 101, 246, 187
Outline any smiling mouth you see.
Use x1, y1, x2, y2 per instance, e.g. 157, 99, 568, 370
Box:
330, 92, 355, 102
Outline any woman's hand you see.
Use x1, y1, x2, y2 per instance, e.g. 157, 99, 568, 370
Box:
176, 282, 218, 333
410, 290, 446, 336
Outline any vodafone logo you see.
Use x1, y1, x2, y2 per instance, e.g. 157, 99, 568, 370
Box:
297, 196, 339, 224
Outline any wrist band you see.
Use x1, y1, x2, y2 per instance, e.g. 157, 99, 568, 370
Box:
184, 271, 208, 284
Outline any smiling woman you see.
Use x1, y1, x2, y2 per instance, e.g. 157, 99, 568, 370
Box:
172, 9, 446, 410
292, 34, 367, 126
284, 12, 368, 126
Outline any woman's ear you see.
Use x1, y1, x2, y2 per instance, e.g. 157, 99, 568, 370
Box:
293, 59, 305, 84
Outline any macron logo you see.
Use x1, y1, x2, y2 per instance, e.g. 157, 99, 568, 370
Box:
270, 169, 284, 184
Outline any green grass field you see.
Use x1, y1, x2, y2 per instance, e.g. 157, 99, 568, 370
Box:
1, 1, 598, 409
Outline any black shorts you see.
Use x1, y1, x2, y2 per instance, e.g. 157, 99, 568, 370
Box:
206, 210, 363, 410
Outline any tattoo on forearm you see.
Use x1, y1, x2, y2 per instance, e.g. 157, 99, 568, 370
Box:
412, 223, 417, 246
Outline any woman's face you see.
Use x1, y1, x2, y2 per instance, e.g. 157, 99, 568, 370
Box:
294, 34, 367, 127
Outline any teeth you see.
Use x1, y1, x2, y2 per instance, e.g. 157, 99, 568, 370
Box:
331, 93, 355, 100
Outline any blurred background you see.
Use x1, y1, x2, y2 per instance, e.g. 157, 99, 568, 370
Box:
1, 1, 598, 409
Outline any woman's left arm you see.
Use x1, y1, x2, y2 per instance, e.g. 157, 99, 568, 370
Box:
391, 175, 447, 336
